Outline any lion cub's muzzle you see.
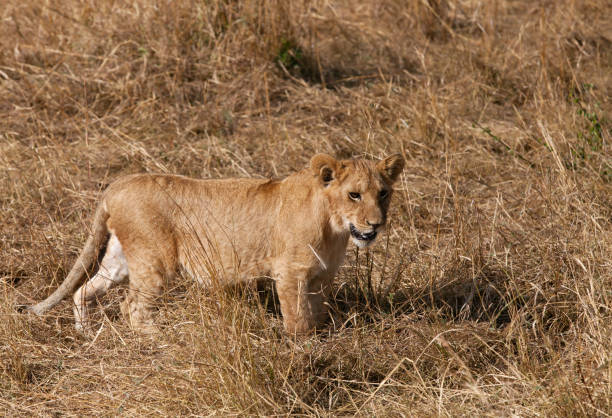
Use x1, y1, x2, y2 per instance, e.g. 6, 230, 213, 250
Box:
349, 223, 378, 246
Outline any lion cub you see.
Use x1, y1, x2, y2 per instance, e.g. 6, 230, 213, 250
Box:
30, 154, 404, 334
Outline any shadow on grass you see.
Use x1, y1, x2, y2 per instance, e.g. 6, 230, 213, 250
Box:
232, 263, 515, 334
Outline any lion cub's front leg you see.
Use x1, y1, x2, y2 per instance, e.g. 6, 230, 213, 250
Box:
274, 264, 331, 334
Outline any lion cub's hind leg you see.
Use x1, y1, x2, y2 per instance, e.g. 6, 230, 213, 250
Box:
120, 251, 169, 334
73, 233, 129, 333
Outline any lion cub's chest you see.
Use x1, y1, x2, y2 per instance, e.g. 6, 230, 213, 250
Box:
308, 235, 349, 279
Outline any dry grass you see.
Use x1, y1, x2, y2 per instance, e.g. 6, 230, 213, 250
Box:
1, 0, 611, 415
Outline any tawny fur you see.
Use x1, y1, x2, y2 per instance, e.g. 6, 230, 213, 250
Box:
29, 154, 404, 334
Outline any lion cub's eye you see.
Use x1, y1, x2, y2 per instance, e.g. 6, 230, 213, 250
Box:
379, 189, 389, 200
348, 192, 361, 201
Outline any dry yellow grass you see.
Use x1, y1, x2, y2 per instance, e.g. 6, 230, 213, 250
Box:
1, 0, 611, 415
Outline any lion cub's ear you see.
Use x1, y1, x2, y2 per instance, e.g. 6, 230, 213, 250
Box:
377, 154, 405, 183
311, 153, 338, 186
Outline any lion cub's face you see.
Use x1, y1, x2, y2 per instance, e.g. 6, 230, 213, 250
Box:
311, 154, 405, 248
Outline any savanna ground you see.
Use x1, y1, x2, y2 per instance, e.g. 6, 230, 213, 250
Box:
1, 0, 611, 415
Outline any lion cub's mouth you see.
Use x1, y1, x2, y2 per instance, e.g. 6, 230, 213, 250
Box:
349, 224, 378, 244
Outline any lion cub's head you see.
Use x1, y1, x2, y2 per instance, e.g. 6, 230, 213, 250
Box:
311, 153, 404, 248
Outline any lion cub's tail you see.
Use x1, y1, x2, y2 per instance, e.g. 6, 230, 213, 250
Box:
29, 201, 110, 316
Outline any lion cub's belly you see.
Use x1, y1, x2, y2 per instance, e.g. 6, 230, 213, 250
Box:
176, 243, 272, 286
99, 233, 129, 283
